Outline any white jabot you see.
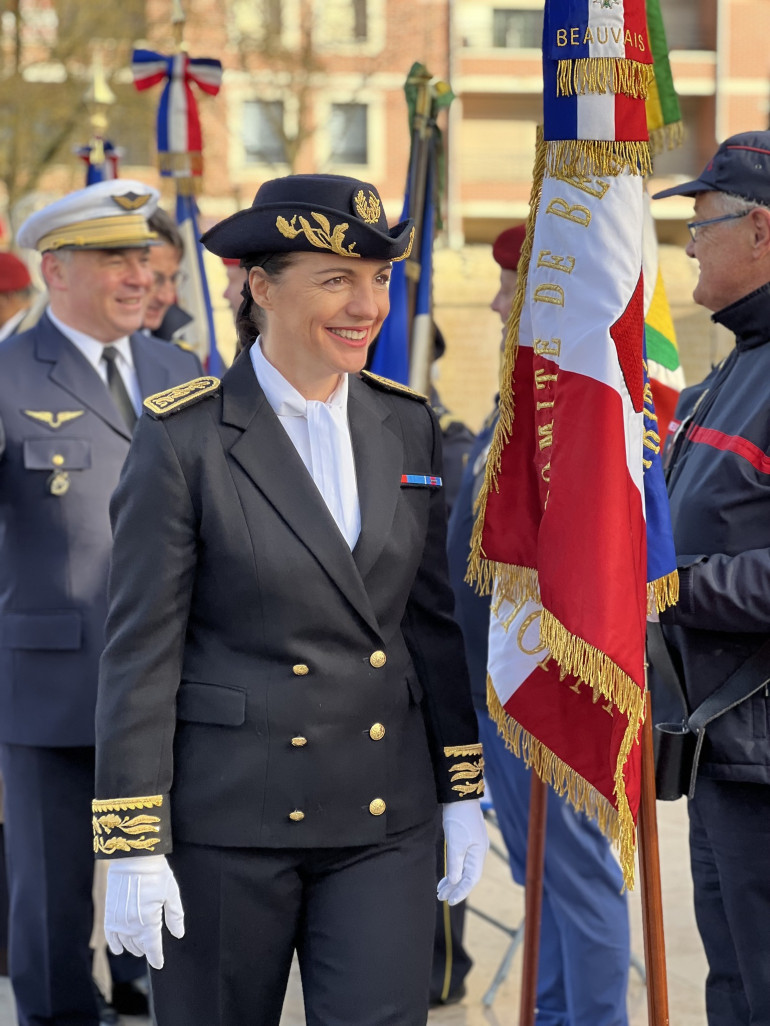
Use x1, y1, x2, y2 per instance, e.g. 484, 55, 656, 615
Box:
47, 308, 141, 415
250, 338, 361, 550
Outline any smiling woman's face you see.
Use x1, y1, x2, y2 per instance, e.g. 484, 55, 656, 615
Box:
250, 251, 392, 399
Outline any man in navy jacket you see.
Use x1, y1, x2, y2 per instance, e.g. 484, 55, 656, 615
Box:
0, 179, 200, 1025
653, 131, 770, 1026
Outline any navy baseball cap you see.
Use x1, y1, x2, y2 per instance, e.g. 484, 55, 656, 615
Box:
653, 131, 770, 204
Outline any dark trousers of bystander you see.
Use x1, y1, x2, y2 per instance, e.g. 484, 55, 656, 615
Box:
689, 777, 770, 1026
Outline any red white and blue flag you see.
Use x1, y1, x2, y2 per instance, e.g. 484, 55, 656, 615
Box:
132, 49, 222, 179
132, 47, 224, 373
470, 0, 675, 886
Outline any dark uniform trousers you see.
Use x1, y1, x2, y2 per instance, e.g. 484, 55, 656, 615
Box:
0, 317, 201, 1025
152, 817, 438, 1026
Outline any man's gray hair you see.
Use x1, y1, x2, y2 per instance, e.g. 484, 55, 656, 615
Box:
714, 191, 770, 215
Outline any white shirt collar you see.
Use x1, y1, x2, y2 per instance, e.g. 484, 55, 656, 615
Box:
47, 307, 134, 374
250, 336, 347, 417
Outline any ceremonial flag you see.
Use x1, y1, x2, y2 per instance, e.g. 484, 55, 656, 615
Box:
370, 63, 450, 389
643, 0, 685, 443
369, 192, 410, 383
470, 0, 677, 886
175, 193, 224, 376
132, 50, 222, 181
132, 46, 224, 373
76, 140, 121, 185
643, 196, 685, 445
645, 0, 683, 154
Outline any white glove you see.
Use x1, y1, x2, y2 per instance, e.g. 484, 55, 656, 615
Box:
437, 799, 489, 905
104, 854, 185, 970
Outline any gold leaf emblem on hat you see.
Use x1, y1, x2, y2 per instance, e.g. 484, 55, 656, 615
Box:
353, 189, 381, 225
112, 192, 151, 211
393, 225, 415, 263
276, 213, 361, 258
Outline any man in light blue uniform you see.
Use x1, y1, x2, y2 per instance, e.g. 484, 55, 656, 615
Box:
445, 225, 630, 1026
0, 179, 201, 1025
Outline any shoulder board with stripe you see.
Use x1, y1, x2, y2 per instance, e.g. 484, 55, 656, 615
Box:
172, 340, 196, 354
144, 376, 221, 419
359, 370, 428, 402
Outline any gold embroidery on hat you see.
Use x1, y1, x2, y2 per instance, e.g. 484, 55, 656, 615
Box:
112, 192, 152, 211
276, 213, 361, 258
393, 226, 415, 263
354, 189, 381, 225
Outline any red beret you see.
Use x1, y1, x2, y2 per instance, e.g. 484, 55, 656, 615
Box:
0, 252, 31, 292
492, 225, 526, 272
221, 257, 241, 267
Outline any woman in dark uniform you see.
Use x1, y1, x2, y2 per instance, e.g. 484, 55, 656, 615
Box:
93, 174, 487, 1026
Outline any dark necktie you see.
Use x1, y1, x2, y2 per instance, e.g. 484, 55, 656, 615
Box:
102, 346, 138, 431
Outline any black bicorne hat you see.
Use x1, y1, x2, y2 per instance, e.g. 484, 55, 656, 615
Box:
201, 174, 415, 263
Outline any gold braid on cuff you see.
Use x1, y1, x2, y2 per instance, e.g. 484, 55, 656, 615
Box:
92, 794, 165, 856
443, 744, 485, 798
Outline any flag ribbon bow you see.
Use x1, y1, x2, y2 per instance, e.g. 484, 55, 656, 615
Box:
132, 49, 223, 182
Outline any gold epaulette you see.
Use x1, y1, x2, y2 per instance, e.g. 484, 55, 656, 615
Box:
359, 370, 428, 402
443, 744, 485, 799
144, 376, 221, 419
92, 793, 172, 858
172, 340, 196, 354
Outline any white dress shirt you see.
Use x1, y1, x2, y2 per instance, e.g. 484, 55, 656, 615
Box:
250, 338, 361, 550
47, 308, 142, 416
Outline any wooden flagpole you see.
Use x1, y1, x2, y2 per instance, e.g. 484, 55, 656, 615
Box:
638, 689, 670, 1025
519, 773, 547, 1026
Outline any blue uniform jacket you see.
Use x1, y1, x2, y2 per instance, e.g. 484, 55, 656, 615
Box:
0, 313, 200, 747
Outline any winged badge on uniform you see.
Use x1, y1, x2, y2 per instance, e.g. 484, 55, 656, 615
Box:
22, 410, 85, 430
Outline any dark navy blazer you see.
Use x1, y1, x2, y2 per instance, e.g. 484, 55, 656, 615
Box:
0, 313, 200, 747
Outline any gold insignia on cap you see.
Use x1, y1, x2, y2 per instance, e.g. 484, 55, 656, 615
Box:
393, 225, 416, 263
276, 213, 361, 258
443, 744, 485, 798
354, 189, 381, 225
22, 410, 85, 430
112, 192, 151, 211
144, 376, 221, 419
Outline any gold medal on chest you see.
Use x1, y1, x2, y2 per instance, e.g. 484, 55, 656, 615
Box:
47, 470, 70, 496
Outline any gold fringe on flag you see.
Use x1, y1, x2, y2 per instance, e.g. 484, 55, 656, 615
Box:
648, 120, 685, 156
540, 609, 644, 719
647, 568, 680, 615
557, 58, 654, 99
487, 681, 638, 887
158, 151, 204, 176
546, 139, 652, 179
466, 129, 548, 591
488, 565, 541, 612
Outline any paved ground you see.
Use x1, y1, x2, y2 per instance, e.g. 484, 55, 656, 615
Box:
0, 800, 706, 1025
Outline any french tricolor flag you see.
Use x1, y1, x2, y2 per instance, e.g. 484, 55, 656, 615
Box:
543, 0, 652, 158
468, 0, 675, 887
132, 50, 222, 177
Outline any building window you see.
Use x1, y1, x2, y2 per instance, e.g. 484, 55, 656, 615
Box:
492, 8, 543, 49
243, 100, 287, 164
351, 0, 368, 40
319, 0, 369, 45
330, 103, 368, 165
